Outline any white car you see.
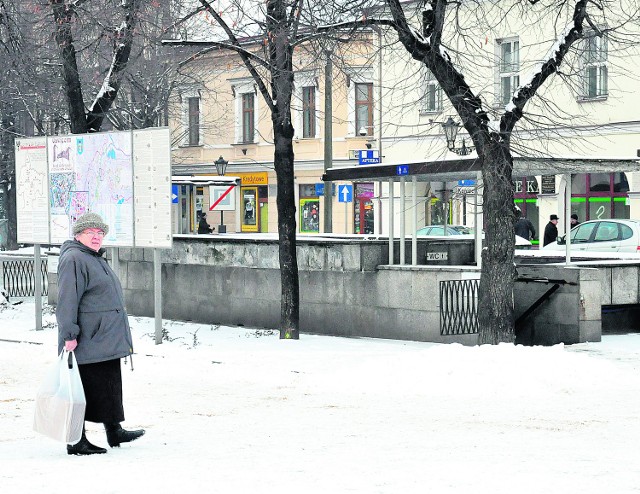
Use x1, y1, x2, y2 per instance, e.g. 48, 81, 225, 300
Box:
542, 219, 640, 253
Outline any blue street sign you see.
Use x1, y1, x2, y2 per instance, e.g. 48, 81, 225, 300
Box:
358, 150, 380, 165
458, 180, 476, 187
396, 165, 409, 176
338, 184, 353, 203
171, 184, 179, 203
315, 183, 335, 196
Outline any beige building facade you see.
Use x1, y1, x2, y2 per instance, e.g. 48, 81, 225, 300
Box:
170, 4, 640, 242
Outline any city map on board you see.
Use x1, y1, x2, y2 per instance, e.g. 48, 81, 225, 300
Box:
48, 132, 134, 246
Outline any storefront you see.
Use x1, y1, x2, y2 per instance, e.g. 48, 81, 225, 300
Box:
299, 183, 320, 233
236, 172, 269, 233
514, 176, 540, 246
570, 172, 630, 221
354, 183, 374, 234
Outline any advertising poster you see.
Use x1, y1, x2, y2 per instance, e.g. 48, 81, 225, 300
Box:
300, 198, 320, 233
15, 137, 49, 244
241, 187, 258, 232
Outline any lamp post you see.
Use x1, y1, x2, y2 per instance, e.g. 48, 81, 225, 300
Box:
441, 116, 474, 156
214, 155, 229, 233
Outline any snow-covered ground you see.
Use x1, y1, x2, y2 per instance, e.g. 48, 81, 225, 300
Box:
1, 300, 640, 493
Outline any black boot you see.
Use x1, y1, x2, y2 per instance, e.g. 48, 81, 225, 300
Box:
105, 422, 145, 448
67, 426, 107, 456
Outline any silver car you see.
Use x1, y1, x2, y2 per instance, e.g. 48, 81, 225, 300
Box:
542, 219, 640, 253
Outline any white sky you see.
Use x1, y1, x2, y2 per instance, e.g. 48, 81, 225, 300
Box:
1, 300, 640, 493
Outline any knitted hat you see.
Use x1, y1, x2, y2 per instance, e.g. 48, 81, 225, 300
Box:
72, 212, 109, 236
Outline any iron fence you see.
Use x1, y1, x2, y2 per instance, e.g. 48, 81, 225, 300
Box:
0, 256, 48, 298
440, 279, 479, 335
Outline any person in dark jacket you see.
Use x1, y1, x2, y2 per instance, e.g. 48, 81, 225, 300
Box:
570, 213, 580, 227
57, 212, 144, 456
543, 214, 559, 246
197, 213, 213, 234
515, 210, 536, 241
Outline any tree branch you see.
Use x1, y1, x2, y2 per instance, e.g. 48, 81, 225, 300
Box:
196, 0, 274, 112
86, 0, 142, 132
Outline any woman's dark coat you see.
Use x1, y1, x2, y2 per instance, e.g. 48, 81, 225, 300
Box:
56, 240, 133, 365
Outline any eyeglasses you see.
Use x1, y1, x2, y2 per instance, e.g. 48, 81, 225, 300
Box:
82, 230, 106, 238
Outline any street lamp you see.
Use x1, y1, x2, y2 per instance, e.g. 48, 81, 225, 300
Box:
214, 155, 229, 233
441, 116, 475, 156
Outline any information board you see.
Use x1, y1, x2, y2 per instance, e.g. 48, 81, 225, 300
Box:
14, 137, 49, 244
48, 132, 134, 246
133, 128, 172, 248
15, 128, 172, 248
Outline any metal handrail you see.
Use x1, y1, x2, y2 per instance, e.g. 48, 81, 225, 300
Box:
440, 279, 479, 335
0, 256, 48, 298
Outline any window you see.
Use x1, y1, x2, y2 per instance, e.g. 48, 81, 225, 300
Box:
593, 222, 620, 242
571, 223, 596, 243
571, 173, 630, 221
420, 69, 442, 113
355, 82, 373, 136
188, 97, 200, 146
581, 32, 608, 99
242, 93, 254, 143
497, 39, 520, 105
302, 86, 316, 138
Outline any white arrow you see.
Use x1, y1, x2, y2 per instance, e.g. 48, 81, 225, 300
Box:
171, 193, 178, 201
341, 186, 349, 202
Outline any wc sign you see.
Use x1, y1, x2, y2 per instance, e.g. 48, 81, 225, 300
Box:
358, 150, 380, 165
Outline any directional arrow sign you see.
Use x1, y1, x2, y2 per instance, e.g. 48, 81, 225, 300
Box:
338, 184, 353, 203
171, 184, 179, 203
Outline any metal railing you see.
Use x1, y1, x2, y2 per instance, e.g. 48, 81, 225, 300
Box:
440, 279, 479, 335
0, 256, 48, 298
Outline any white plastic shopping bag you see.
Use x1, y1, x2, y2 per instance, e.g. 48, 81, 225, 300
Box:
33, 350, 86, 444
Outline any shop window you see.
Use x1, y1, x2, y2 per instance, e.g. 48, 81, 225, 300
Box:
571, 173, 629, 220
299, 184, 319, 233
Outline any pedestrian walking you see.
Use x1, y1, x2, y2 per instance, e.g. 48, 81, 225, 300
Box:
543, 214, 559, 246
515, 210, 536, 241
56, 212, 144, 455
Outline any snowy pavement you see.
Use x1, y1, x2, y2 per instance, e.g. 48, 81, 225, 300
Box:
1, 301, 640, 493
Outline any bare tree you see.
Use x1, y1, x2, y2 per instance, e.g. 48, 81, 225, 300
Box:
49, 0, 143, 133
367, 0, 640, 343
165, 0, 311, 339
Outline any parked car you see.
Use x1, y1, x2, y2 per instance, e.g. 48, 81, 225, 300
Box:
417, 225, 464, 236
417, 225, 531, 246
541, 219, 640, 253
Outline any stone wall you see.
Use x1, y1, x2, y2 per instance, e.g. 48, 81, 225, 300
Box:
48, 237, 479, 344
47, 237, 612, 345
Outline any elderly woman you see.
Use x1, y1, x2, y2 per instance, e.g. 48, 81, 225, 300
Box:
56, 212, 144, 455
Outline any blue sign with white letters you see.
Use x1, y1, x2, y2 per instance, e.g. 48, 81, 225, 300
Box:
358, 150, 380, 165
458, 180, 476, 187
396, 165, 409, 176
315, 183, 324, 196
338, 184, 353, 203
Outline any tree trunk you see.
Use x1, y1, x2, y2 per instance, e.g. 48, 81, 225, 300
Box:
273, 124, 300, 339
0, 112, 17, 250
477, 141, 516, 344
50, 0, 87, 134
